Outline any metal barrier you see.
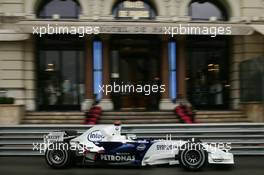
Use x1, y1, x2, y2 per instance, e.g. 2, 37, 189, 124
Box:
0, 123, 264, 156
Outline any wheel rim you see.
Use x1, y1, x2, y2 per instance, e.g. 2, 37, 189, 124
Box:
184, 149, 202, 166
49, 150, 65, 164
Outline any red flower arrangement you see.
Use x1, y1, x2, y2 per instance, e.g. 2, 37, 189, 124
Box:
174, 105, 195, 124
84, 105, 102, 125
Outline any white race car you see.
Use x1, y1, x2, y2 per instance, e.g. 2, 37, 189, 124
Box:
44, 124, 234, 171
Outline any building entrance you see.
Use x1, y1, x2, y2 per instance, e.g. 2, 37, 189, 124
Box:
110, 35, 161, 110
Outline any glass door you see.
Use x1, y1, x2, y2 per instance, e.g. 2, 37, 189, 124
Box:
110, 35, 161, 110
38, 49, 85, 111
186, 36, 230, 109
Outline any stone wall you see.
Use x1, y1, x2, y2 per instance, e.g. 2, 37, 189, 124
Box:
0, 37, 36, 110
241, 0, 264, 20
241, 102, 264, 122
0, 0, 261, 22
230, 33, 264, 109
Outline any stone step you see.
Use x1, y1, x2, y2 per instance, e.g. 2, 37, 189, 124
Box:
22, 119, 84, 124
22, 116, 249, 124
196, 118, 250, 123
101, 114, 246, 119
99, 116, 248, 122
102, 111, 174, 116
25, 111, 243, 117
100, 115, 177, 120
102, 110, 243, 116
97, 118, 249, 124
22, 110, 249, 124
26, 112, 84, 116
195, 110, 243, 115
23, 114, 247, 120
194, 114, 247, 118
97, 119, 180, 124
24, 115, 84, 120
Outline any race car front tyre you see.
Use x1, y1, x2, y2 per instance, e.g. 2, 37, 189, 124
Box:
45, 142, 73, 169
178, 142, 207, 171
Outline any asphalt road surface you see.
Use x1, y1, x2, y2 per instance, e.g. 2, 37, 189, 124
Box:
0, 156, 263, 175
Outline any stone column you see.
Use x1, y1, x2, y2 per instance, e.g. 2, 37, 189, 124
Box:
24, 0, 35, 19
176, 36, 187, 101
82, 37, 93, 111
24, 37, 36, 111
159, 35, 175, 110
98, 35, 113, 110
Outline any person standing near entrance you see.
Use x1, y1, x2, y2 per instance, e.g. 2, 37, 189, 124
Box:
148, 77, 161, 110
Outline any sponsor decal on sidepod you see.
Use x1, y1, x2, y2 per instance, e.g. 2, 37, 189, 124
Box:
100, 154, 136, 161
87, 130, 104, 142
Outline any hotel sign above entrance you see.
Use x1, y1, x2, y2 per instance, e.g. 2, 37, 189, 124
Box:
115, 0, 154, 19
96, 23, 254, 36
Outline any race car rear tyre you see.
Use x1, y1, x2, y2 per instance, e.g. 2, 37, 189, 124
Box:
45, 142, 73, 169
178, 142, 207, 171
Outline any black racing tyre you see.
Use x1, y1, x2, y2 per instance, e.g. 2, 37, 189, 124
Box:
45, 142, 73, 169
178, 142, 207, 171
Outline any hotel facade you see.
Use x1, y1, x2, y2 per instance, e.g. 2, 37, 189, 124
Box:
0, 0, 263, 122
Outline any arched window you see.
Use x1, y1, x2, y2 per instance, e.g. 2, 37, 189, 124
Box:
37, 0, 80, 19
188, 0, 228, 21
113, 0, 156, 20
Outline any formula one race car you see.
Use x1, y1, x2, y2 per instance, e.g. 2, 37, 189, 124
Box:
43, 124, 234, 171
